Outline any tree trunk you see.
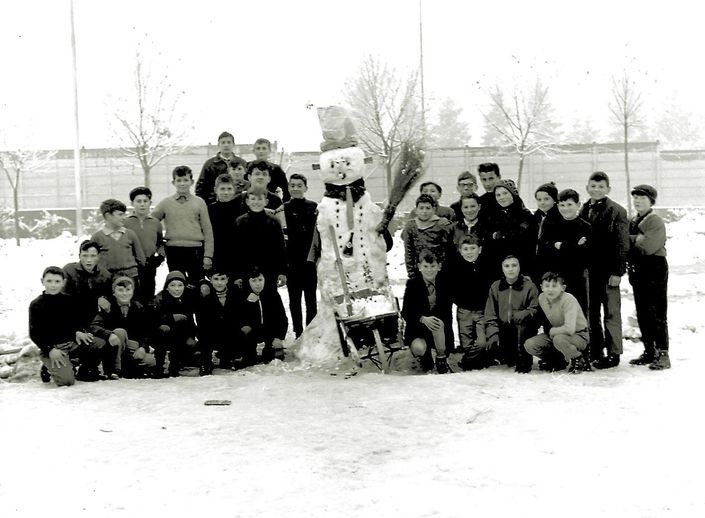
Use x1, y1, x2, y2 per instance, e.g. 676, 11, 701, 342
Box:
13, 177, 20, 247
624, 123, 632, 218
517, 155, 525, 191
385, 159, 393, 198
144, 166, 151, 189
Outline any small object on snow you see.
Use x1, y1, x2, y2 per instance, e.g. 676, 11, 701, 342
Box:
99, 429, 113, 433
204, 400, 232, 406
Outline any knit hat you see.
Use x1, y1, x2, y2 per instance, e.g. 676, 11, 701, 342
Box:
494, 179, 519, 198
631, 184, 657, 205
164, 270, 187, 289
535, 182, 558, 202
112, 276, 135, 291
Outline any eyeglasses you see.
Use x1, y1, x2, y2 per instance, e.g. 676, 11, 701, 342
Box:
458, 182, 476, 188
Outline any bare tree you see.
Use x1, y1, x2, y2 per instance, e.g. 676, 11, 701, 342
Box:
112, 44, 191, 188
0, 148, 56, 246
609, 70, 643, 217
481, 77, 559, 189
343, 54, 424, 188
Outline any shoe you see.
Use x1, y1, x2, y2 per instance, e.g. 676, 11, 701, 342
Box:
515, 361, 532, 373
568, 356, 589, 374
538, 358, 569, 372
649, 349, 671, 370
629, 349, 655, 366
435, 356, 450, 374
76, 367, 106, 382
592, 353, 620, 370
199, 364, 213, 376
40, 365, 51, 383
458, 352, 488, 371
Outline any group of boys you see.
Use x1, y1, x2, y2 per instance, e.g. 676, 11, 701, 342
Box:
401, 163, 670, 375
30, 135, 670, 386
30, 133, 319, 386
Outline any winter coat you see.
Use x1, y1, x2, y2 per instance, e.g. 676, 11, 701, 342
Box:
62, 262, 113, 327
89, 299, 151, 344
485, 197, 534, 275
283, 198, 318, 269
238, 286, 288, 341
451, 217, 490, 248
246, 160, 290, 202
579, 197, 630, 277
150, 273, 198, 338
448, 253, 492, 312
196, 280, 241, 342
538, 216, 592, 281
401, 216, 454, 278
29, 292, 82, 355
208, 199, 240, 275
401, 272, 454, 347
628, 210, 667, 260
195, 153, 245, 204
484, 275, 539, 343
233, 210, 288, 281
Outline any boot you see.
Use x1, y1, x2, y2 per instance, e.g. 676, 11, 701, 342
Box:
593, 353, 620, 370
435, 356, 450, 374
649, 349, 671, 370
568, 356, 589, 374
40, 365, 51, 383
629, 347, 655, 366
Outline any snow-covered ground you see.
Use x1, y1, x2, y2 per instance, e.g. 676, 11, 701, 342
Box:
1, 215, 704, 517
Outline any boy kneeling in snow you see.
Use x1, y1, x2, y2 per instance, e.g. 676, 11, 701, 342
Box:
401, 251, 454, 374
90, 276, 156, 379
29, 266, 105, 386
238, 267, 288, 366
151, 271, 198, 377
524, 272, 591, 373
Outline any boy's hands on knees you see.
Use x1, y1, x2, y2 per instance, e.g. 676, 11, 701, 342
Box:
108, 333, 121, 347
608, 275, 622, 287
97, 296, 111, 312
421, 316, 443, 332
159, 324, 171, 334
48, 348, 68, 369
75, 331, 93, 345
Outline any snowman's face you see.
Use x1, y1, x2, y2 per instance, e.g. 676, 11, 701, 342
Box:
319, 147, 365, 185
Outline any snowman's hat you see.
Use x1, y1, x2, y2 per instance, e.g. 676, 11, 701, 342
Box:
318, 106, 359, 152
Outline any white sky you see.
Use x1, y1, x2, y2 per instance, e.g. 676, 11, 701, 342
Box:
2, 0, 704, 151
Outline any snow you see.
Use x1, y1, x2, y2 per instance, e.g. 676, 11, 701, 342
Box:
1, 217, 705, 517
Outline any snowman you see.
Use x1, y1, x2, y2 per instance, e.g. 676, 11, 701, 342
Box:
292, 106, 396, 366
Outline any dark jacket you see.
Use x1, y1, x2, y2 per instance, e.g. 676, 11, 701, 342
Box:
485, 202, 534, 274
451, 217, 490, 248
448, 253, 492, 311
233, 210, 288, 281
89, 299, 150, 344
246, 160, 290, 202
231, 191, 283, 220
401, 216, 454, 278
401, 272, 454, 347
538, 216, 592, 280
195, 153, 245, 204
150, 274, 198, 338
208, 199, 240, 275
283, 198, 318, 269
62, 262, 113, 328
28, 292, 82, 355
238, 287, 288, 341
579, 197, 630, 277
484, 275, 539, 343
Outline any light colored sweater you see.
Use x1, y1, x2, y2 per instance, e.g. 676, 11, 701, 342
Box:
538, 291, 588, 336
152, 194, 214, 258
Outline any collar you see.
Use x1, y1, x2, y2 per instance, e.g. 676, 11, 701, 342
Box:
464, 217, 478, 227
588, 198, 607, 208
126, 212, 155, 221
498, 276, 525, 291
101, 226, 126, 235
174, 193, 192, 202
323, 178, 366, 203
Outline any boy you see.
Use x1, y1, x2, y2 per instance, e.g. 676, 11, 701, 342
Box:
579, 171, 629, 369
238, 267, 288, 365
152, 165, 215, 286
208, 174, 240, 276
411, 181, 455, 221
228, 158, 250, 195
91, 199, 146, 286
283, 173, 318, 337
538, 189, 591, 314
124, 186, 165, 303
451, 193, 488, 248
233, 186, 288, 291
483, 255, 539, 373
477, 162, 502, 217
402, 194, 454, 279
450, 170, 478, 221
627, 184, 670, 370
524, 272, 591, 373
232, 160, 285, 217
196, 131, 244, 204
401, 251, 453, 373
151, 271, 199, 377
197, 270, 241, 375
89, 276, 155, 379
248, 138, 290, 201
451, 237, 492, 370
29, 266, 104, 386
63, 240, 113, 329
